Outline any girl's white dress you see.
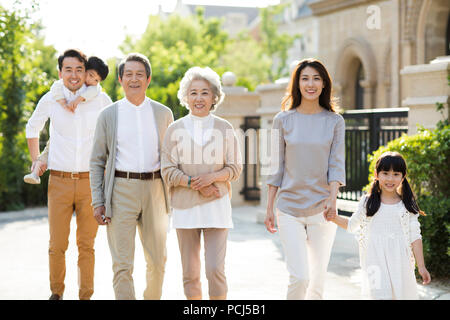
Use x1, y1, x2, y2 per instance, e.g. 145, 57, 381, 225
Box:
348, 195, 422, 300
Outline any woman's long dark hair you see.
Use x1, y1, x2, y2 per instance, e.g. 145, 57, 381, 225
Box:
281, 58, 338, 112
366, 151, 425, 217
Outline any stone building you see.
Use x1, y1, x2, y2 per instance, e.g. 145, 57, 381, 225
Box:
307, 0, 449, 133
274, 0, 450, 120
247, 0, 450, 214
222, 0, 449, 208
165, 0, 259, 38
163, 1, 450, 208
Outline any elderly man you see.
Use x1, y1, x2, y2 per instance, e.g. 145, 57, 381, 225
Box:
90, 53, 173, 300
25, 49, 113, 300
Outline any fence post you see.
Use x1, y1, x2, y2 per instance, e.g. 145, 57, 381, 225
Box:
368, 111, 380, 152
341, 108, 408, 201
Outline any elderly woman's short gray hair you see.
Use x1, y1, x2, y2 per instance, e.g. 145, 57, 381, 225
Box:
177, 66, 225, 111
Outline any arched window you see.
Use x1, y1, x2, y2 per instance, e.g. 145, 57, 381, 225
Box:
355, 62, 365, 109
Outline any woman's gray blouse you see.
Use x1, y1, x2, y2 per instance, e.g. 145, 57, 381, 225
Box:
267, 109, 346, 217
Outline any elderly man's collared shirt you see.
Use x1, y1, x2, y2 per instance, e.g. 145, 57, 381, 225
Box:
115, 97, 160, 173
26, 84, 112, 172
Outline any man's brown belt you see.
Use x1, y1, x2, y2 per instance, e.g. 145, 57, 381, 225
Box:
114, 170, 161, 180
50, 170, 90, 179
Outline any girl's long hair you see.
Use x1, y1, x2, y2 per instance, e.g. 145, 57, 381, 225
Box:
366, 151, 425, 217
281, 58, 338, 112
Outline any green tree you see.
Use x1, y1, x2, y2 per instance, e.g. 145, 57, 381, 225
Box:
221, 33, 272, 91
0, 4, 31, 209
102, 57, 123, 102
259, 3, 300, 82
120, 5, 299, 117
0, 3, 57, 210
121, 8, 228, 119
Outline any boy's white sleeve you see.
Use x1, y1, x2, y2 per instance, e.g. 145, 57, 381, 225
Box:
80, 84, 101, 101
347, 195, 367, 233
409, 213, 422, 243
50, 79, 65, 101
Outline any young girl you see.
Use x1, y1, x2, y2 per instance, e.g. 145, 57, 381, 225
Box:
326, 151, 431, 299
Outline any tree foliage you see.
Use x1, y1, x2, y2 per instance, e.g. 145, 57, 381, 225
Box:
259, 3, 300, 82
0, 3, 299, 210
221, 33, 272, 91
120, 8, 228, 119
0, 3, 57, 210
118, 4, 298, 118
101, 57, 123, 103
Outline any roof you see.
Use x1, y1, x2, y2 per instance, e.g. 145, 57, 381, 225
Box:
297, 0, 314, 19
186, 4, 259, 23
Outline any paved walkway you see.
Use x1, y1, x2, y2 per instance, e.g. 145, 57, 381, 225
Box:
0, 206, 448, 300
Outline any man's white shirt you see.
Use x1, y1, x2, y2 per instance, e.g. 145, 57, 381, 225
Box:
26, 84, 112, 172
115, 97, 160, 173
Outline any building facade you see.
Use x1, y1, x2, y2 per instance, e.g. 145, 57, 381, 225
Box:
167, 0, 259, 38
165, 1, 450, 207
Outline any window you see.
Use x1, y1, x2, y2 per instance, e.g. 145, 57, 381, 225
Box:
355, 62, 365, 109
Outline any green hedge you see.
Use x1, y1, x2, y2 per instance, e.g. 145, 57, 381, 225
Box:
364, 123, 450, 279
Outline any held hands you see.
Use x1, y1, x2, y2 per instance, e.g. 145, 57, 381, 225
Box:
66, 97, 83, 113
66, 100, 78, 113
57, 99, 73, 113
323, 197, 337, 222
58, 97, 83, 113
93, 205, 110, 226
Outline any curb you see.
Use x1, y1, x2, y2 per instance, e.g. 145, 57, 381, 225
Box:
0, 207, 48, 223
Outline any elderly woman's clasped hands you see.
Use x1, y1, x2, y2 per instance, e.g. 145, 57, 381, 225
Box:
191, 173, 221, 198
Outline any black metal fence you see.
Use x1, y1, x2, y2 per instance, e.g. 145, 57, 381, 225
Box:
238, 108, 409, 203
240, 116, 261, 201
339, 108, 409, 200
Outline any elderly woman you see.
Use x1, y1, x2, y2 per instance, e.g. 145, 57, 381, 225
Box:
161, 66, 242, 300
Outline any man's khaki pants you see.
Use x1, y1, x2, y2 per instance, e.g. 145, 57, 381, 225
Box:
107, 177, 168, 300
47, 174, 98, 300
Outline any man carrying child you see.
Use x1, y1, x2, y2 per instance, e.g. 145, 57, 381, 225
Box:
25, 49, 112, 300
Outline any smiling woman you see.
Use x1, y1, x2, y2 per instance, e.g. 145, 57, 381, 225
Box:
265, 58, 346, 300
161, 66, 242, 300
187, 80, 214, 117
178, 66, 224, 115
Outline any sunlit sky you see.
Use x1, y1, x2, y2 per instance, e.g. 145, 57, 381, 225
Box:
1, 0, 280, 60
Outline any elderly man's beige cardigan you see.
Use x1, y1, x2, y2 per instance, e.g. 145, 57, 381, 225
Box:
89, 99, 174, 218
161, 115, 242, 210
